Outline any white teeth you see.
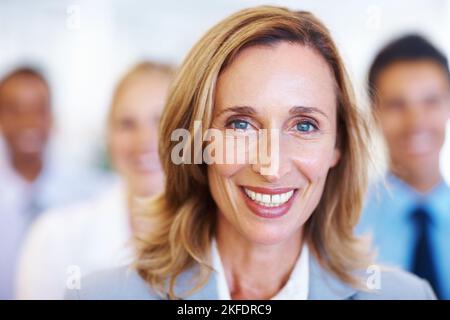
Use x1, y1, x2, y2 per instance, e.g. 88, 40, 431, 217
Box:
272, 194, 280, 203
243, 188, 294, 207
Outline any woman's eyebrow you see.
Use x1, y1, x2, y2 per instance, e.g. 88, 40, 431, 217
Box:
289, 106, 329, 119
215, 105, 257, 117
215, 105, 329, 119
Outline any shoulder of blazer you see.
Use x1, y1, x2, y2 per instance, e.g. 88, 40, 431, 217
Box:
64, 266, 159, 300
307, 254, 436, 300
63, 264, 219, 300
352, 267, 436, 300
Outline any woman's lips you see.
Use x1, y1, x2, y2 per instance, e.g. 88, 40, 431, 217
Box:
239, 185, 298, 219
131, 153, 161, 173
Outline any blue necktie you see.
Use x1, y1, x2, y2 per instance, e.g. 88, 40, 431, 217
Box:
410, 206, 442, 299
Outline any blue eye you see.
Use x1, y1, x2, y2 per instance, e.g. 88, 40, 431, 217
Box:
296, 121, 316, 132
230, 119, 250, 130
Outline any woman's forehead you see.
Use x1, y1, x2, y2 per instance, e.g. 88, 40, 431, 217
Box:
214, 42, 337, 116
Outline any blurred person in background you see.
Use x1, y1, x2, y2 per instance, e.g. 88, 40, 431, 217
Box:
0, 67, 103, 299
15, 61, 174, 299
358, 35, 450, 299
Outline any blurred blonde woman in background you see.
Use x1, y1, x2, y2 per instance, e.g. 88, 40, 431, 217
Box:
67, 6, 435, 300
16, 61, 174, 299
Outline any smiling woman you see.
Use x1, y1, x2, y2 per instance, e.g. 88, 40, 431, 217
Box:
65, 5, 436, 300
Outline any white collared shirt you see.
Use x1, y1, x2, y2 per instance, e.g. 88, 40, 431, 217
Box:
211, 240, 309, 300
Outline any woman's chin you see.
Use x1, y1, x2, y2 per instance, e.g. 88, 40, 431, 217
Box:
239, 222, 298, 246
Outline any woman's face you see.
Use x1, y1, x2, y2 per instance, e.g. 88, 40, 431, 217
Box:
208, 42, 340, 245
109, 72, 170, 197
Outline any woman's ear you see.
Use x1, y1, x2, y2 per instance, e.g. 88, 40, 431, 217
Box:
330, 147, 341, 168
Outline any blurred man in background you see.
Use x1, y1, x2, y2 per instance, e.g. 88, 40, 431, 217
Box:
0, 67, 102, 299
358, 35, 450, 299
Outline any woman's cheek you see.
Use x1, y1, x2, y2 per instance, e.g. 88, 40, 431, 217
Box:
111, 134, 135, 177
291, 144, 337, 183
207, 134, 256, 177
211, 162, 245, 179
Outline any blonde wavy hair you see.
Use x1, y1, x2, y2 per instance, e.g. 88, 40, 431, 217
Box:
134, 6, 373, 299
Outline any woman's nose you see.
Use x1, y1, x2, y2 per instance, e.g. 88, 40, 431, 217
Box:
250, 144, 293, 182
134, 127, 157, 152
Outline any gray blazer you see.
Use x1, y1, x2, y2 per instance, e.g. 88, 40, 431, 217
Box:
65, 254, 436, 300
